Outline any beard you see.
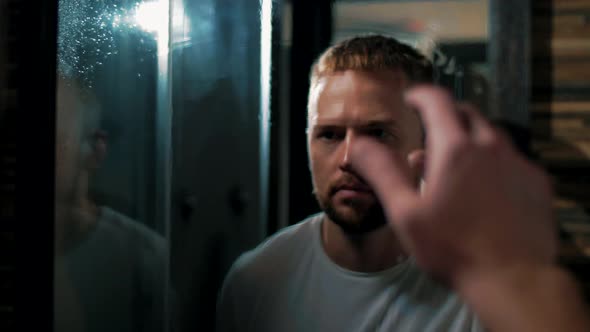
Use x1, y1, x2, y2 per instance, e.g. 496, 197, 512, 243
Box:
317, 188, 387, 235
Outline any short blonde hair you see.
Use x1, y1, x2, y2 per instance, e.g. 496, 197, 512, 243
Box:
309, 35, 433, 91
307, 35, 431, 142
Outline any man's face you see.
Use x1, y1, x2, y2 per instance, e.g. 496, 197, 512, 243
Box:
55, 78, 84, 204
307, 70, 423, 234
55, 78, 102, 204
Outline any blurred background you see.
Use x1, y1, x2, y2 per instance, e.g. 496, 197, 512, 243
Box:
2, 0, 590, 331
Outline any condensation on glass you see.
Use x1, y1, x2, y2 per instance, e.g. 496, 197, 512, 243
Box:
53, 0, 270, 331
54, 1, 171, 331
333, 0, 490, 114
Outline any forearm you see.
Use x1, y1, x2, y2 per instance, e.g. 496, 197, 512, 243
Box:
458, 265, 590, 332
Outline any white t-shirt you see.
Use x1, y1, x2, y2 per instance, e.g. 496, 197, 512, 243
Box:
55, 207, 166, 332
216, 213, 484, 332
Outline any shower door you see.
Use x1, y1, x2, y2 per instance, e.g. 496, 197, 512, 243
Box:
53, 0, 270, 331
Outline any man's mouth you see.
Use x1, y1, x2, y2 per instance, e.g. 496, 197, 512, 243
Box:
330, 181, 373, 196
336, 184, 371, 192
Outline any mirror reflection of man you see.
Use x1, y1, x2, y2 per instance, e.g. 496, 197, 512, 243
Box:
216, 35, 482, 332
54, 75, 166, 332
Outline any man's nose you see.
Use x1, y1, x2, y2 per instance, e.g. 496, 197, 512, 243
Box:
339, 131, 354, 172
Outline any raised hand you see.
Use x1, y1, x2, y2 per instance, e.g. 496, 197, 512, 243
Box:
349, 85, 557, 287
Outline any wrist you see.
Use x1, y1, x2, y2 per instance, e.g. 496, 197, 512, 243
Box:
457, 264, 589, 332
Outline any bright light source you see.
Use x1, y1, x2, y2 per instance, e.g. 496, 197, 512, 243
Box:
259, 0, 272, 239
134, 0, 168, 35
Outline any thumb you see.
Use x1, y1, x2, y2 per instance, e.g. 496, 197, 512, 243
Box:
349, 137, 420, 223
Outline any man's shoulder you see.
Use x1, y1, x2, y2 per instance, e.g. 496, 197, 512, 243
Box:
259, 213, 322, 248
224, 213, 323, 286
238, 213, 321, 268
96, 206, 166, 257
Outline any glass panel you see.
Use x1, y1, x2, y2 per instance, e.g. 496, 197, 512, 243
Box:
54, 1, 171, 331
167, 1, 267, 331
333, 0, 490, 114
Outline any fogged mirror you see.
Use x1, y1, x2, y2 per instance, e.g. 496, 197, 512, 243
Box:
53, 0, 266, 331
54, 1, 169, 331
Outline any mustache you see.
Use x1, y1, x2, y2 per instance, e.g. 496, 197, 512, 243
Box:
329, 175, 372, 195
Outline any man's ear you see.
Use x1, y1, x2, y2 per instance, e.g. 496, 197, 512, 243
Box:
407, 149, 425, 188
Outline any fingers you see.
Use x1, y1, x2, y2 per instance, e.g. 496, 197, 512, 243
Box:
456, 102, 508, 147
407, 149, 426, 184
404, 86, 469, 151
406, 86, 513, 158
457, 102, 529, 171
349, 136, 419, 221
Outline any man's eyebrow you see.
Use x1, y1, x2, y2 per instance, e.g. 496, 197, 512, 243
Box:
312, 123, 341, 129
360, 119, 399, 128
313, 119, 399, 129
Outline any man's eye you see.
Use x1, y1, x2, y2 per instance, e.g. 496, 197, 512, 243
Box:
318, 131, 338, 140
368, 128, 387, 138
367, 128, 398, 142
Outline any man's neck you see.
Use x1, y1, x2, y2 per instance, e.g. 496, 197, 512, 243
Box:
321, 215, 406, 273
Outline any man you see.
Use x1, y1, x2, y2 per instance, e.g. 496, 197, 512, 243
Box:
216, 35, 483, 331
54, 75, 167, 332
